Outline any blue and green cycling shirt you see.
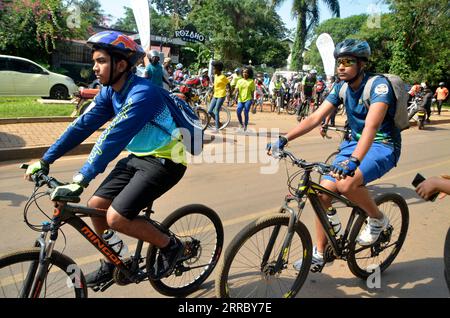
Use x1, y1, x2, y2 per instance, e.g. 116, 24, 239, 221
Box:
326, 73, 401, 156
43, 73, 186, 184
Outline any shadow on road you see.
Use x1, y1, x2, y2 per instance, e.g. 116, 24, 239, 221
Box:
0, 132, 25, 148
297, 257, 449, 298
0, 192, 28, 207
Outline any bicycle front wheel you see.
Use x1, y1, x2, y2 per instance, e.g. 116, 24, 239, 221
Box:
444, 227, 450, 293
147, 204, 224, 297
215, 213, 312, 298
286, 100, 297, 115
0, 248, 87, 298
347, 193, 409, 279
193, 106, 209, 131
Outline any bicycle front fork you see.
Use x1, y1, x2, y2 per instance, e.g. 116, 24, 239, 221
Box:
262, 203, 301, 274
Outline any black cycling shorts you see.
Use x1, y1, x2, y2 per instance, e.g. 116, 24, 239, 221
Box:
93, 154, 186, 220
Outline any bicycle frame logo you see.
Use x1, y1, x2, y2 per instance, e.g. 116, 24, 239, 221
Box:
80, 226, 122, 266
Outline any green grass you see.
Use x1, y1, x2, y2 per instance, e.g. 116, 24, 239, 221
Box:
0, 97, 74, 118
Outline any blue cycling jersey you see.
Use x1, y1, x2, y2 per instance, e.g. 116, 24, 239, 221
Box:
326, 73, 401, 157
43, 73, 185, 184
145, 63, 164, 87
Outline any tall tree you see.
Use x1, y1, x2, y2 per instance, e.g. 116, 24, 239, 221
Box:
0, 0, 87, 62
153, 0, 191, 17
272, 0, 340, 70
188, 0, 289, 69
386, 0, 450, 83
113, 6, 174, 37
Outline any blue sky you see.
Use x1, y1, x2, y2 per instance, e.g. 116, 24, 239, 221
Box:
98, 0, 390, 31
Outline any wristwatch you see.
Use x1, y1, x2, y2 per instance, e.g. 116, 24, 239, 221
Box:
73, 173, 89, 188
349, 156, 361, 166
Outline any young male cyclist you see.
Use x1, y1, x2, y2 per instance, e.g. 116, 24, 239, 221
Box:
268, 39, 401, 272
24, 31, 187, 287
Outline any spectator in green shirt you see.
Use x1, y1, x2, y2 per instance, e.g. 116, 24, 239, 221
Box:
235, 66, 256, 132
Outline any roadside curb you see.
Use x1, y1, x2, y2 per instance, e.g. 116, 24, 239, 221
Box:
0, 143, 95, 162
0, 117, 74, 125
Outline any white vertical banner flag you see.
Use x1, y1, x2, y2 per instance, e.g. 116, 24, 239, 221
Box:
131, 0, 150, 51
316, 33, 335, 78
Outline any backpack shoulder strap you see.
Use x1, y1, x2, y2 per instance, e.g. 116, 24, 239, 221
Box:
338, 82, 348, 104
362, 74, 381, 108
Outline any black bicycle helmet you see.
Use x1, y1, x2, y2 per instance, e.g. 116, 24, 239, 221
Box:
334, 39, 371, 61
439, 82, 445, 87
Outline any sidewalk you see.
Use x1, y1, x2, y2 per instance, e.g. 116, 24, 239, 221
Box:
1, 109, 449, 162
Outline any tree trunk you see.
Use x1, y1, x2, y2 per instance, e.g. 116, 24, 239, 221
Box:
291, 9, 307, 71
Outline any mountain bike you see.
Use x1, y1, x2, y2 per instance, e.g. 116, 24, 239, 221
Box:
215, 150, 408, 298
0, 166, 223, 298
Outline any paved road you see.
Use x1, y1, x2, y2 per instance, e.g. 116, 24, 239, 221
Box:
0, 113, 449, 298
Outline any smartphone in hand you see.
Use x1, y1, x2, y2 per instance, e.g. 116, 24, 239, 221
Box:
412, 173, 439, 202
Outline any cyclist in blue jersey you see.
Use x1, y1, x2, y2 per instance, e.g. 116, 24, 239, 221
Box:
268, 39, 400, 272
145, 49, 169, 88
24, 31, 187, 286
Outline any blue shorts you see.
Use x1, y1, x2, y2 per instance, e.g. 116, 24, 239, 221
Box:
322, 140, 399, 185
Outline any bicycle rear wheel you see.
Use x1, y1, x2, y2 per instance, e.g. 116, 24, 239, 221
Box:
444, 227, 450, 293
347, 193, 409, 279
215, 213, 312, 298
208, 106, 231, 130
147, 204, 223, 297
0, 248, 87, 298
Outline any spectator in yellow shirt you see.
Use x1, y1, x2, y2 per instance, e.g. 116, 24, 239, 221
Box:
434, 82, 449, 116
235, 66, 256, 132
208, 61, 229, 132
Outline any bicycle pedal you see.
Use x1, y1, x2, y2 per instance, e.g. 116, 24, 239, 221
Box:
99, 279, 115, 292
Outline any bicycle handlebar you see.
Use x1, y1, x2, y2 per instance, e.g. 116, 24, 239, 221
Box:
321, 124, 351, 140
277, 150, 332, 176
20, 164, 64, 189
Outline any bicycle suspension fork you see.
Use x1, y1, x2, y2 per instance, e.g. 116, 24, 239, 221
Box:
262, 197, 306, 273
22, 221, 58, 298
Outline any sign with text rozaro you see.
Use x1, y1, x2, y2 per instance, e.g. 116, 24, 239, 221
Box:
174, 24, 206, 43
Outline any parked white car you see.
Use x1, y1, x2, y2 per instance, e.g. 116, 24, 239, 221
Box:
0, 55, 78, 99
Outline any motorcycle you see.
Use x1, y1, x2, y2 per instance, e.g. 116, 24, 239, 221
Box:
71, 87, 100, 117
171, 84, 209, 131
416, 109, 426, 130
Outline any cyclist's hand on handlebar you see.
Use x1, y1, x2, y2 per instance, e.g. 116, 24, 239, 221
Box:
266, 136, 288, 157
24, 159, 49, 182
331, 156, 360, 179
50, 183, 83, 201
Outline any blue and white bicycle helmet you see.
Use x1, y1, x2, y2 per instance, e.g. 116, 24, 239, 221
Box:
333, 39, 371, 61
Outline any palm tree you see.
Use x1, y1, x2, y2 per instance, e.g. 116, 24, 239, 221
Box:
272, 0, 340, 70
